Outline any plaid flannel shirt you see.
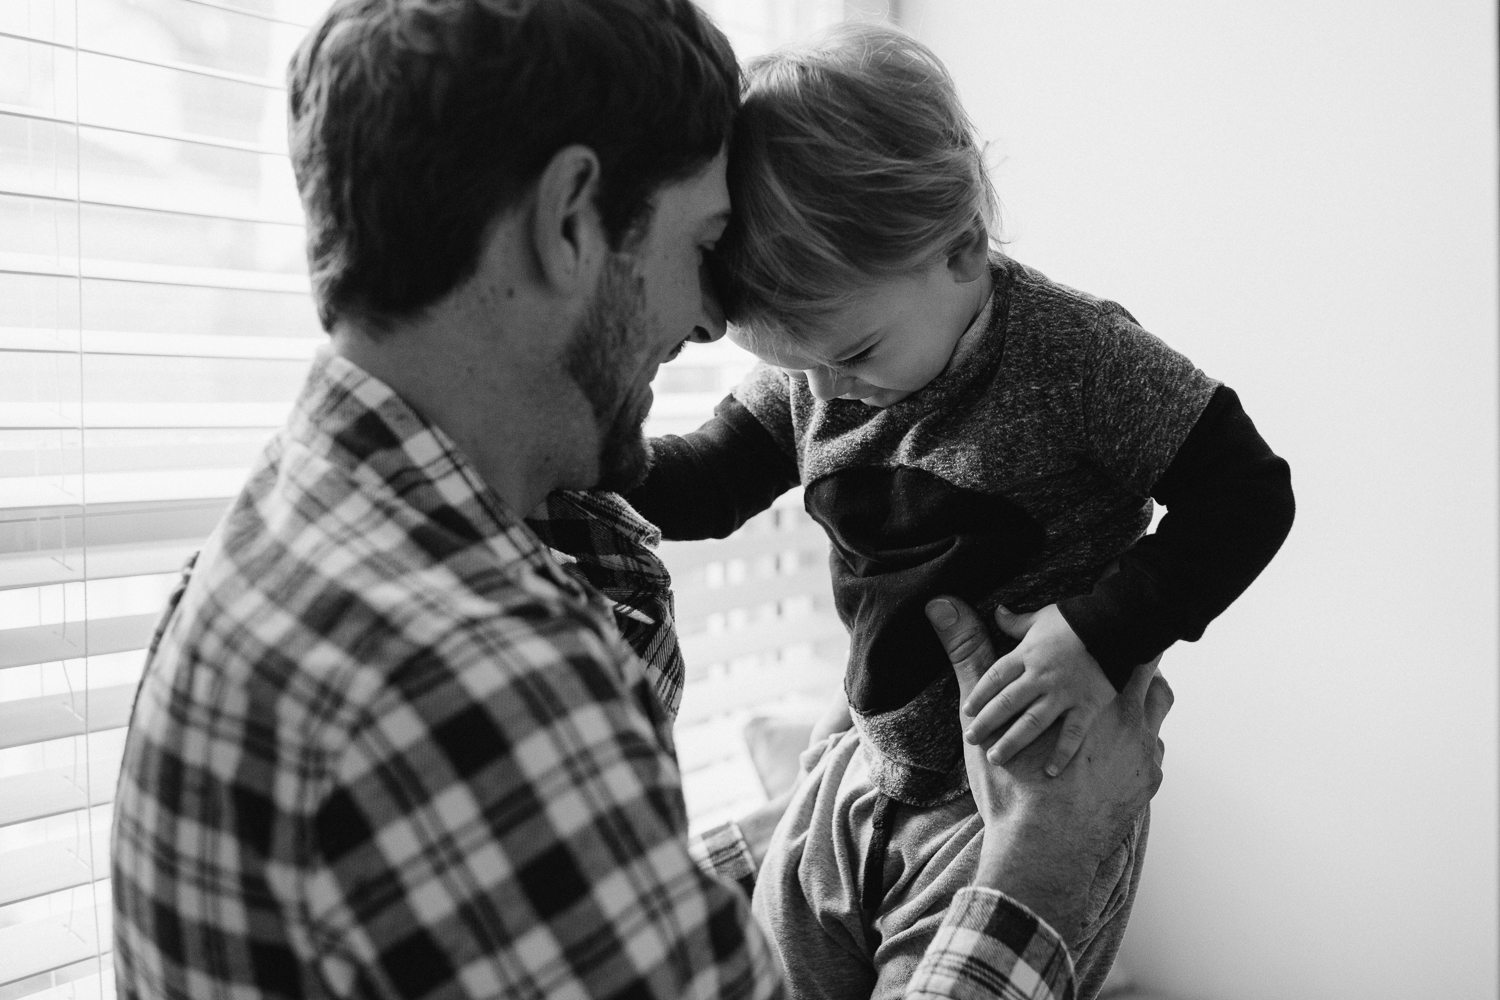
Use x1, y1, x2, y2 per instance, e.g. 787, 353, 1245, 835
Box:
111, 353, 1074, 1000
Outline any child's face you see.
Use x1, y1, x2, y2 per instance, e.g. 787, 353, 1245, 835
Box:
730, 255, 991, 409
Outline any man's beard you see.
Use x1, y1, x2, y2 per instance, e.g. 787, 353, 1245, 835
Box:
562, 253, 656, 492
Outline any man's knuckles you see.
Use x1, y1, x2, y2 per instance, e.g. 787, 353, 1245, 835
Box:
941, 629, 993, 676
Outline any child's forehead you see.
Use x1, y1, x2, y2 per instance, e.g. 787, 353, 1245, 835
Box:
731, 321, 863, 368
734, 288, 904, 363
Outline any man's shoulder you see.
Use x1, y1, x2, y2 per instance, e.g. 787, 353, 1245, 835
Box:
148, 446, 634, 751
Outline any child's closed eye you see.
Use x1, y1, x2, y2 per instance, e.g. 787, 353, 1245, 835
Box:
834, 345, 875, 369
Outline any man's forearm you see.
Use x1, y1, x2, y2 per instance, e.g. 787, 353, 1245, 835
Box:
972, 815, 1093, 944
906, 887, 1076, 1000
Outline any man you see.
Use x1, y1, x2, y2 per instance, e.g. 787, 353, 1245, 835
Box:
111, 2, 1172, 999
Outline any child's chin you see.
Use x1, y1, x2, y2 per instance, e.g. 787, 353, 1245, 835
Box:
859, 390, 914, 408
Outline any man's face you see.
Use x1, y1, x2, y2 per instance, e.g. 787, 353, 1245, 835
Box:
565, 151, 731, 490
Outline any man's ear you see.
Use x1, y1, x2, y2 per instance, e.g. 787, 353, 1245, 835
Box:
530, 144, 606, 293
948, 226, 990, 283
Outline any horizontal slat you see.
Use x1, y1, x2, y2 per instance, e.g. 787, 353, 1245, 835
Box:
0, 543, 197, 592
182, 0, 315, 27
0, 684, 137, 750
0, 497, 228, 535
0, 28, 284, 89
679, 612, 846, 671
673, 561, 832, 621
0, 613, 158, 670
0, 755, 122, 829
0, 540, 198, 591
0, 497, 223, 587
0, 902, 110, 987
0, 187, 303, 228
0, 469, 253, 509
659, 522, 828, 574
0, 828, 111, 908
0, 102, 288, 157
676, 655, 843, 728
0, 401, 290, 430
24, 970, 116, 1000
0, 251, 311, 294
0, 327, 319, 361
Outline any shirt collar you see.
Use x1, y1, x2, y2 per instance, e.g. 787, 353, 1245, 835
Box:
283, 351, 684, 719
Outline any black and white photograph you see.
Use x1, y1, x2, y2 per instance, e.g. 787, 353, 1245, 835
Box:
0, 2, 1494, 998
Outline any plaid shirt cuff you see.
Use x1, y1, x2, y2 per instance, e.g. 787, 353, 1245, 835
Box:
906, 887, 1077, 1000
688, 820, 757, 898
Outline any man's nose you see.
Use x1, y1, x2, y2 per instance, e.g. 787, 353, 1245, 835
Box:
804, 366, 844, 401
688, 263, 728, 343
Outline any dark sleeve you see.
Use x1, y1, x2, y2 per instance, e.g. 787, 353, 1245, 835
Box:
1057, 385, 1294, 689
625, 393, 800, 540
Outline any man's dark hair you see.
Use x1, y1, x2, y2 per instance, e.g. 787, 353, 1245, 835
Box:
288, 0, 739, 330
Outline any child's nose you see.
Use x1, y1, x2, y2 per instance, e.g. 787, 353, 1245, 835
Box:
804, 367, 845, 401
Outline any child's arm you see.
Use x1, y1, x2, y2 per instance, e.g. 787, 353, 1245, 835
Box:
1059, 385, 1294, 679
625, 389, 800, 540
965, 384, 1294, 774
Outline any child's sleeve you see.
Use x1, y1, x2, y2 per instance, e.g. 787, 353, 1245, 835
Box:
624, 364, 801, 540
1057, 311, 1295, 688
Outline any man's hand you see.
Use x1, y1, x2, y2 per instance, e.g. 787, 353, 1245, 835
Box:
925, 595, 1172, 940
961, 603, 1116, 777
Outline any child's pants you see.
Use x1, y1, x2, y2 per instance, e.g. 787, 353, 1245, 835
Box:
752, 727, 1148, 1000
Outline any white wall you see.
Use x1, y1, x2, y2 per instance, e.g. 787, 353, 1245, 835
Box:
901, 3, 1499, 998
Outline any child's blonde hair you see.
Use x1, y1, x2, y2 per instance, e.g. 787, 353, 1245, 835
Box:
713, 22, 997, 339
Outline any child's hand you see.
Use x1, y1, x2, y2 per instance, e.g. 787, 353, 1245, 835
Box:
961, 603, 1116, 777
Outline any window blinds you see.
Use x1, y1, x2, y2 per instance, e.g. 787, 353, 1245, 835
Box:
0, 2, 845, 998
0, 2, 323, 996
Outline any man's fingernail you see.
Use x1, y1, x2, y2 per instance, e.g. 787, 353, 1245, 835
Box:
963, 727, 977, 744
1046, 764, 1059, 777
926, 599, 957, 628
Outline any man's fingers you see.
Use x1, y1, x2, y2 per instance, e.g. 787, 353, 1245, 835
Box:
991, 604, 1035, 641
926, 596, 995, 701
987, 695, 1062, 765
1143, 672, 1174, 736
1043, 706, 1098, 777
962, 649, 1025, 717
1119, 654, 1164, 711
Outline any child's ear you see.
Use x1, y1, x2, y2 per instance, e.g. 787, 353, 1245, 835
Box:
947, 226, 989, 283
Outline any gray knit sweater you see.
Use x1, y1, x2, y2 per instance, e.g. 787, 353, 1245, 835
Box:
730, 256, 1220, 805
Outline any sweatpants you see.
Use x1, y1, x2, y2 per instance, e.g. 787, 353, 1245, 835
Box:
752, 727, 1149, 1000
